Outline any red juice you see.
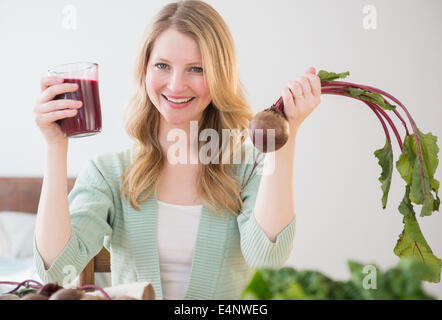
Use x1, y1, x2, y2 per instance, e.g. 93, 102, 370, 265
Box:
55, 78, 102, 137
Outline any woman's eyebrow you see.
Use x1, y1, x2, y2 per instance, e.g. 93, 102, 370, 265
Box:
155, 58, 202, 65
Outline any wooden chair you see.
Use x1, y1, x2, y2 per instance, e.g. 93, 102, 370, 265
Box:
0, 177, 76, 214
79, 247, 111, 289
0, 177, 111, 289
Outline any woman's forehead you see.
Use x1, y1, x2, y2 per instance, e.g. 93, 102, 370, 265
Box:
151, 28, 202, 64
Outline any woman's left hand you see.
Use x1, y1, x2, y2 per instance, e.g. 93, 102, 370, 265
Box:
281, 66, 322, 131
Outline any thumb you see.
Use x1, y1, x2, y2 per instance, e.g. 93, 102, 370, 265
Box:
306, 66, 316, 74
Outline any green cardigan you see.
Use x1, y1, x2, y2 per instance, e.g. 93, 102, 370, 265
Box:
33, 141, 296, 300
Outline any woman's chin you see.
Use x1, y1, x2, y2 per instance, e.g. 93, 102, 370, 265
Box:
161, 109, 203, 126
163, 114, 192, 126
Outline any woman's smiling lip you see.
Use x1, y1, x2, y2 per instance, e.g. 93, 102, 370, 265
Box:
162, 94, 195, 109
163, 94, 195, 99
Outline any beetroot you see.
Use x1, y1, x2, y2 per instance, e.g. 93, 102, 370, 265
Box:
49, 288, 84, 300
20, 293, 49, 300
37, 283, 63, 297
0, 280, 113, 300
248, 97, 289, 153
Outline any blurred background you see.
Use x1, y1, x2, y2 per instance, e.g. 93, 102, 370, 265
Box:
0, 0, 441, 298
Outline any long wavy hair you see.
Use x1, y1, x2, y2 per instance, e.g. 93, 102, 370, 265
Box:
120, 0, 254, 217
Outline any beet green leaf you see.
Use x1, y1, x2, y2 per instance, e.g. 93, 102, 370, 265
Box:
396, 130, 440, 217
318, 70, 350, 82
394, 213, 442, 282
374, 140, 394, 209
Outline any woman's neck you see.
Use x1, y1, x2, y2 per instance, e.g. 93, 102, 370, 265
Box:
158, 116, 201, 165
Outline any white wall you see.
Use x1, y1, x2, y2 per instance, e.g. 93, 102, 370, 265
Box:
1, 0, 441, 298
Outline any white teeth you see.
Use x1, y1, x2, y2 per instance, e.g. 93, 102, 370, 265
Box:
165, 96, 193, 103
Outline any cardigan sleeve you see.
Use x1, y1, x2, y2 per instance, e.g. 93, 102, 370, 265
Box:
236, 149, 296, 270
33, 158, 115, 285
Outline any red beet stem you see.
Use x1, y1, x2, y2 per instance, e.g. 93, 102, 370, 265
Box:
1, 280, 43, 294
322, 82, 410, 136
323, 80, 416, 127
322, 81, 426, 196
365, 102, 392, 146
274, 96, 284, 114
239, 150, 264, 193
322, 88, 403, 151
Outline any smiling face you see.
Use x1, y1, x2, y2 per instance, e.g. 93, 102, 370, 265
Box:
146, 28, 211, 126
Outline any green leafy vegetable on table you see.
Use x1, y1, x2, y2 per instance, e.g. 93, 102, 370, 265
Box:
241, 258, 436, 300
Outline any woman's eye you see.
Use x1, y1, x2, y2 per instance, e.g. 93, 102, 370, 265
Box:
155, 63, 168, 70
191, 67, 204, 73
154, 63, 202, 73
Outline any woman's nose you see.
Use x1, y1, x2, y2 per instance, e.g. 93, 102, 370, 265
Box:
167, 71, 188, 92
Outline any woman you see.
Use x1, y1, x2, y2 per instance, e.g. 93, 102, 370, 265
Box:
33, 0, 321, 300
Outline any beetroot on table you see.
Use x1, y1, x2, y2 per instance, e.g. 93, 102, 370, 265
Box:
36, 283, 63, 297
20, 293, 49, 300
48, 288, 84, 300
0, 280, 112, 300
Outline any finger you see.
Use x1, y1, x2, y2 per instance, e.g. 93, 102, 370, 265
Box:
297, 76, 313, 98
36, 99, 83, 114
40, 83, 79, 103
287, 80, 303, 98
282, 86, 295, 109
35, 109, 78, 127
305, 73, 321, 97
40, 76, 64, 92
287, 81, 305, 108
306, 66, 316, 75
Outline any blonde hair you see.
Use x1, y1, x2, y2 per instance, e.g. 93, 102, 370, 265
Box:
120, 0, 254, 217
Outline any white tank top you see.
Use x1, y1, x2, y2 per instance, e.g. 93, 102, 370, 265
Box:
156, 200, 203, 300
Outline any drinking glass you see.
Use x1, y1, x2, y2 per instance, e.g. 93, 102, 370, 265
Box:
48, 62, 102, 138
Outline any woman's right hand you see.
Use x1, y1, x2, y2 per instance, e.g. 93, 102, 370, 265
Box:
34, 76, 83, 146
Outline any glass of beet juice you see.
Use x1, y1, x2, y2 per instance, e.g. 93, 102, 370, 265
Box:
48, 62, 102, 138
